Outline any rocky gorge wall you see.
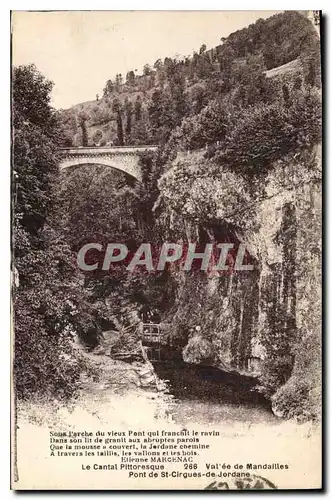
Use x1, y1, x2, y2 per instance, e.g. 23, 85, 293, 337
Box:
161, 144, 322, 419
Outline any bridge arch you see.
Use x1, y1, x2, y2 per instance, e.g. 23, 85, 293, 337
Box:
59, 156, 142, 181
59, 146, 158, 182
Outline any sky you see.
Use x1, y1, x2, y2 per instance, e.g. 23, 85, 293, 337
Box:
12, 10, 281, 110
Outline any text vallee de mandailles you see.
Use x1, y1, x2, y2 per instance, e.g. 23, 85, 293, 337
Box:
76, 242, 255, 273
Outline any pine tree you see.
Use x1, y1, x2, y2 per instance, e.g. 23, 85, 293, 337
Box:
124, 98, 133, 142
134, 96, 142, 121
112, 98, 124, 145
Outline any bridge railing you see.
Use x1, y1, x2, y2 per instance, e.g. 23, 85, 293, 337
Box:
140, 323, 161, 362
140, 323, 161, 344
59, 145, 158, 153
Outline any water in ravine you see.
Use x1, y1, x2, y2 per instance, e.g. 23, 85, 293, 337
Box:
152, 358, 279, 427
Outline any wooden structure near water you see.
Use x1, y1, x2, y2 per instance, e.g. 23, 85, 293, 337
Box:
140, 323, 162, 362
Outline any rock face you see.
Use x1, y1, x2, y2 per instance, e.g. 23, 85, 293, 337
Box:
94, 330, 121, 356
166, 145, 321, 419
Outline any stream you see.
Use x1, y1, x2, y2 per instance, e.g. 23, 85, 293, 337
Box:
151, 353, 278, 426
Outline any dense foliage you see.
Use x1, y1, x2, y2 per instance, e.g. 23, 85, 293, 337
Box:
56, 161, 174, 344
13, 65, 93, 399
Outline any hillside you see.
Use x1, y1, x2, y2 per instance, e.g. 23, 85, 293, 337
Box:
59, 10, 320, 148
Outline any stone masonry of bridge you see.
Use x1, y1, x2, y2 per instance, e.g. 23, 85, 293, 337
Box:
59, 146, 158, 181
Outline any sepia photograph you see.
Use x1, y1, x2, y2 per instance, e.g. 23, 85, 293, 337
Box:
11, 9, 322, 490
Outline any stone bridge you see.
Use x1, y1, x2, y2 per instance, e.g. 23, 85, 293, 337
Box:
59, 146, 158, 181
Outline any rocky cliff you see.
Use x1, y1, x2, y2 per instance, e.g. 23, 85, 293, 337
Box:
159, 144, 321, 420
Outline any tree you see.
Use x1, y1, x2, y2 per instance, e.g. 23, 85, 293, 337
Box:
134, 96, 142, 121
124, 98, 133, 142
103, 79, 114, 97
148, 73, 156, 89
232, 54, 268, 106
189, 84, 206, 114
170, 98, 232, 151
13, 64, 58, 138
12, 65, 84, 399
153, 59, 162, 70
112, 98, 124, 145
78, 111, 89, 146
126, 70, 136, 86
218, 44, 235, 77
165, 60, 188, 122
12, 65, 61, 238
148, 89, 163, 130
300, 39, 321, 88
92, 129, 103, 145
154, 59, 166, 87
143, 64, 152, 76
195, 53, 213, 79
115, 73, 123, 91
